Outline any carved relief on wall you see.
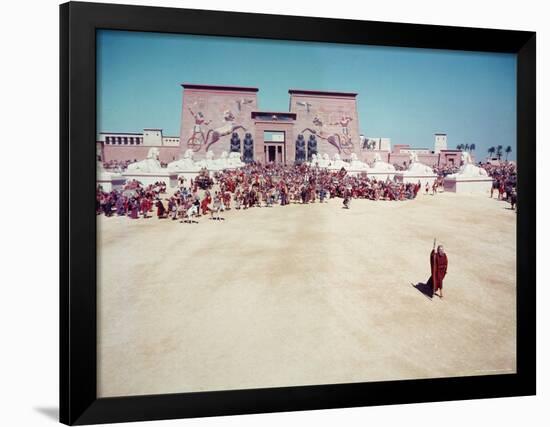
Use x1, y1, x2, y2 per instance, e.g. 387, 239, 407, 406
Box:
299, 111, 354, 155
186, 95, 249, 152
296, 100, 313, 113
186, 106, 212, 151
203, 109, 247, 151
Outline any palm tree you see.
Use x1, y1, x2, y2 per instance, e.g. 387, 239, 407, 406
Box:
488, 146, 496, 158
496, 145, 503, 160
464, 143, 470, 151
470, 143, 476, 152
456, 144, 462, 150
505, 145, 512, 161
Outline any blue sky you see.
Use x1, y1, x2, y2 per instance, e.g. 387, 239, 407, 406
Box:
97, 30, 517, 159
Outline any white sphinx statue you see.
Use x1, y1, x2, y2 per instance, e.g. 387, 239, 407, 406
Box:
370, 153, 396, 172
395, 151, 436, 187
349, 153, 369, 171
309, 153, 319, 166
405, 151, 434, 175
195, 150, 216, 170
122, 146, 178, 188
318, 153, 332, 168
126, 147, 163, 173
447, 151, 488, 178
227, 151, 245, 168
167, 149, 201, 172
309, 153, 331, 168
215, 151, 230, 169
328, 153, 349, 170
443, 151, 492, 193
195, 150, 236, 171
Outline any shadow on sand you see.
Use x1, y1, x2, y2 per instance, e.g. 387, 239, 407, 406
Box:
412, 280, 434, 299
34, 407, 58, 422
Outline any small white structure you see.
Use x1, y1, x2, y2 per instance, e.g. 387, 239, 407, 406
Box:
123, 147, 178, 187
97, 161, 126, 192
395, 152, 437, 188
366, 153, 397, 181
443, 151, 493, 193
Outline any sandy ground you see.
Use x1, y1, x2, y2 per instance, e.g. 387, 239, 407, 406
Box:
97, 191, 516, 398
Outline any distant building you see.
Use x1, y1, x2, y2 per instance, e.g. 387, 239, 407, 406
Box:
99, 129, 180, 147
97, 83, 465, 168
393, 145, 432, 155
361, 136, 391, 151
434, 133, 448, 153
384, 141, 463, 168
97, 129, 181, 164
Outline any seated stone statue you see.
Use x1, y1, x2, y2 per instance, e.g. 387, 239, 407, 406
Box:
307, 135, 318, 161
126, 147, 163, 173
230, 132, 241, 153
243, 133, 254, 163
295, 134, 306, 163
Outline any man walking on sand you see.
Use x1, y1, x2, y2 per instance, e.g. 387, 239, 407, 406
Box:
430, 244, 448, 298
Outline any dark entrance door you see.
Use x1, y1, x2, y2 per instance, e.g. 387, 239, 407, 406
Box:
268, 146, 276, 162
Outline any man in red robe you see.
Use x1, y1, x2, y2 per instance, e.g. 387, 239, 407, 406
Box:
200, 193, 212, 216
430, 245, 448, 298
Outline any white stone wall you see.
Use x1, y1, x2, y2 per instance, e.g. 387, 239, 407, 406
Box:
143, 129, 163, 146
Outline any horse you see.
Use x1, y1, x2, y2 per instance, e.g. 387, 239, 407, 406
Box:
204, 124, 247, 152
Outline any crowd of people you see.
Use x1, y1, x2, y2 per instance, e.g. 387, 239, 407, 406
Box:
483, 162, 518, 209
102, 159, 168, 172
96, 163, 422, 222
96, 160, 518, 221
101, 159, 134, 172
96, 180, 167, 218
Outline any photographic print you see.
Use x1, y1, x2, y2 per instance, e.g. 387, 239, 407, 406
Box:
95, 30, 518, 398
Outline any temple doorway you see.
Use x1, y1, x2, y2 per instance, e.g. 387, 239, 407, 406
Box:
263, 131, 286, 164
264, 144, 284, 163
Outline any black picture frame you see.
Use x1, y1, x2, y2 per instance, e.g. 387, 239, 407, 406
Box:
60, 1, 536, 425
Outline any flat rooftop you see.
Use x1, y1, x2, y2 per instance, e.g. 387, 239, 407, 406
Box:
182, 83, 259, 92
289, 89, 358, 97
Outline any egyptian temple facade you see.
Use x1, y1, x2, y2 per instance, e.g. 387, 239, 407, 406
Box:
178, 84, 362, 165
98, 83, 464, 167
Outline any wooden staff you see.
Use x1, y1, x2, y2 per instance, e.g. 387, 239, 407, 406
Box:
432, 238, 437, 295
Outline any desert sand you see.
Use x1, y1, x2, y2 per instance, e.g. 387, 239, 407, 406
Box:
97, 191, 516, 397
